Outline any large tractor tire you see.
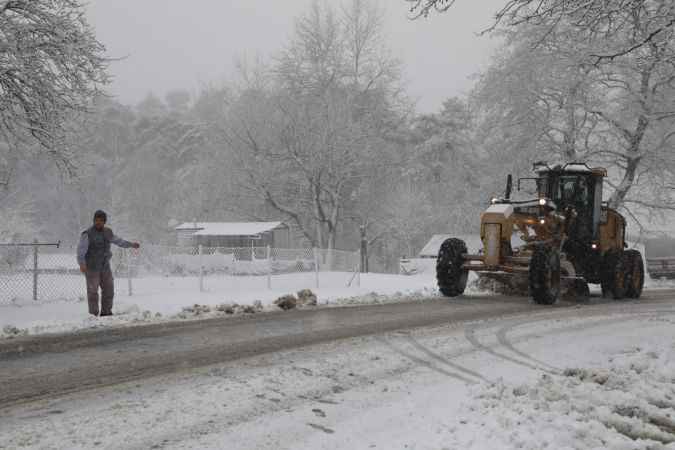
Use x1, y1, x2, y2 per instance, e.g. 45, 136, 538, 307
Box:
601, 250, 628, 299
528, 246, 561, 305
625, 249, 644, 299
436, 238, 468, 297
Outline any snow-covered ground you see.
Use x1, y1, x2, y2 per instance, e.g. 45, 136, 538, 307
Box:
0, 272, 445, 338
2, 266, 675, 339
2, 305, 674, 449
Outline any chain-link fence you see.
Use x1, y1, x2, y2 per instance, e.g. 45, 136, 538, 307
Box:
130, 245, 360, 292
0, 242, 134, 304
0, 242, 361, 304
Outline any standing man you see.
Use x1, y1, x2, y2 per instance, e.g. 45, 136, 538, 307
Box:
76, 210, 140, 316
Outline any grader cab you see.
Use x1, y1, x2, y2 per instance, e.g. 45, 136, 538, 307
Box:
437, 162, 644, 304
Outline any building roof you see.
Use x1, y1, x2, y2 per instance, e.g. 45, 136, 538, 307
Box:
176, 222, 285, 237
419, 234, 526, 257
418, 234, 484, 257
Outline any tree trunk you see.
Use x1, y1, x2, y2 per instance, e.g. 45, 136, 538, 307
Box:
608, 65, 653, 209
562, 84, 579, 161
608, 154, 641, 209
313, 186, 324, 248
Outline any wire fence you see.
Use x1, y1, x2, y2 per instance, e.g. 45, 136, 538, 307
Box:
0, 242, 361, 304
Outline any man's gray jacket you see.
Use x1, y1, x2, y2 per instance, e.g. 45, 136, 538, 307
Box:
77, 226, 134, 272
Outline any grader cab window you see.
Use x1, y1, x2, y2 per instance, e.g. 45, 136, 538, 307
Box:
548, 174, 597, 242
555, 176, 591, 209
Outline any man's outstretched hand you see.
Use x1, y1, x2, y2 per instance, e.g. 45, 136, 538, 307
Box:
80, 264, 87, 273
132, 242, 140, 249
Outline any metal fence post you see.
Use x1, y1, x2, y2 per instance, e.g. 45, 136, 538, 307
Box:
357, 252, 361, 288
266, 245, 272, 289
32, 239, 38, 301
199, 244, 204, 292
346, 251, 361, 288
313, 247, 319, 289
126, 249, 133, 297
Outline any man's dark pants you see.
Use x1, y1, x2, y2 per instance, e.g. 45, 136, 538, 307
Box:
85, 271, 114, 316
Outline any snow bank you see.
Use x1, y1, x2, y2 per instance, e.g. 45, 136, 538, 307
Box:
451, 342, 675, 449
0, 271, 446, 338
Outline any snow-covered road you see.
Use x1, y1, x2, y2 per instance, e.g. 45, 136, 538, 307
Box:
2, 297, 675, 449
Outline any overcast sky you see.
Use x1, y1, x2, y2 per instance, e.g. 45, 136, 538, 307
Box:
86, 0, 503, 114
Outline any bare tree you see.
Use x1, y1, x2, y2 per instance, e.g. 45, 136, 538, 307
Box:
406, 0, 675, 61
225, 84, 383, 249
0, 0, 108, 167
225, 0, 406, 250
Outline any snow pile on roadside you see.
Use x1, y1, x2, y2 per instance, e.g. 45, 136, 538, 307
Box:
646, 276, 675, 290
0, 272, 447, 338
332, 286, 439, 306
0, 298, 284, 339
333, 276, 487, 306
451, 344, 675, 449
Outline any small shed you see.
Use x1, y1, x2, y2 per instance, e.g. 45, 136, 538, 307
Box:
400, 234, 483, 275
418, 234, 484, 258
175, 222, 290, 249
644, 235, 675, 279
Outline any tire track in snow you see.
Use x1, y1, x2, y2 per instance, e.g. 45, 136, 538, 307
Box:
464, 325, 553, 374
404, 335, 492, 383
474, 306, 675, 375
376, 336, 478, 385
495, 324, 562, 372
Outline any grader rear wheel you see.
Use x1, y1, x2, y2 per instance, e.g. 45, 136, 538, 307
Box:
625, 249, 644, 299
528, 246, 561, 305
601, 250, 627, 300
436, 238, 468, 297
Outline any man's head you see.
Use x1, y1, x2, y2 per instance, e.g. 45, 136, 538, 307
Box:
93, 210, 107, 230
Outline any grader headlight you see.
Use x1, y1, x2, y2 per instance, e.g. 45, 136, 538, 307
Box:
537, 197, 557, 210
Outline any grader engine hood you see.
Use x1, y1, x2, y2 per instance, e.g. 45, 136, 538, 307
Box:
480, 204, 514, 266
479, 199, 564, 267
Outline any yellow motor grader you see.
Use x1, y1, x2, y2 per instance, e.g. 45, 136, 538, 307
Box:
436, 162, 644, 304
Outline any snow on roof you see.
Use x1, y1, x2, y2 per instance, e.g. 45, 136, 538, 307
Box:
534, 162, 595, 174
176, 222, 284, 237
419, 234, 449, 257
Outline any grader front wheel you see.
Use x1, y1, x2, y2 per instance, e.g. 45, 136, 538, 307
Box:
436, 238, 469, 297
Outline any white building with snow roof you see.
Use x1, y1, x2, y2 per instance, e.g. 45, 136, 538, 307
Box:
175, 222, 290, 248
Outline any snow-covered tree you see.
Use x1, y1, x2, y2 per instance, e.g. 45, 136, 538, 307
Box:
0, 0, 108, 165
407, 0, 675, 61
224, 0, 408, 250
471, 2, 675, 215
